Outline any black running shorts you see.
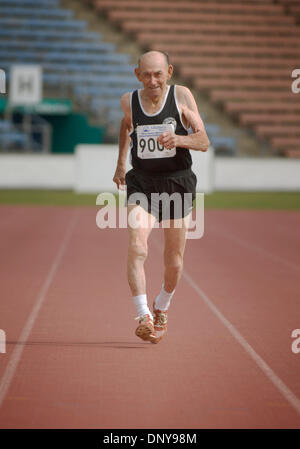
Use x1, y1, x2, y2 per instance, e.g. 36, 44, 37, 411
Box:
125, 168, 197, 223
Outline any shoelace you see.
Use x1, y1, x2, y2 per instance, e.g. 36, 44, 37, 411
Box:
155, 311, 167, 326
134, 315, 153, 323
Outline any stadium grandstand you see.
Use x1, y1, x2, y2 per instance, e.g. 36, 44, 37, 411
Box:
0, 0, 299, 157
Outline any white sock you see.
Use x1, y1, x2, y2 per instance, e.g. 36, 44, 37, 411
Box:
133, 294, 153, 320
154, 284, 175, 311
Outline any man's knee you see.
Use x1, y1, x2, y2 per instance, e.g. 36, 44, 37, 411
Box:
164, 251, 183, 272
128, 241, 148, 263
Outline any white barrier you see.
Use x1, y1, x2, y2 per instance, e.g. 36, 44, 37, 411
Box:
0, 154, 74, 189
74, 144, 128, 193
214, 157, 300, 191
74, 144, 214, 193
1, 147, 300, 191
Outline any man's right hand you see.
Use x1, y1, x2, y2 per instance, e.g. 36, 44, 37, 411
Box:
113, 165, 126, 190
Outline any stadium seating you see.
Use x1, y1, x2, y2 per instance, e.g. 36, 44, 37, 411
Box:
0, 50, 128, 64
0, 28, 101, 40
0, 7, 74, 18
277, 0, 300, 22
211, 90, 299, 102
255, 125, 300, 138
0, 0, 235, 154
90, 0, 300, 156
0, 0, 141, 147
0, 120, 29, 151
5, 0, 299, 156
2, 40, 114, 52
138, 33, 300, 49
0, 18, 87, 29
109, 10, 295, 26
1, 0, 60, 4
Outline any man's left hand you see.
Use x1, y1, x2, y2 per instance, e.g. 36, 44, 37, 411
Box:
157, 131, 180, 150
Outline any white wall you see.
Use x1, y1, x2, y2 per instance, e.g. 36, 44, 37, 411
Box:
74, 144, 127, 193
1, 147, 300, 191
74, 144, 214, 193
0, 154, 74, 189
214, 158, 300, 191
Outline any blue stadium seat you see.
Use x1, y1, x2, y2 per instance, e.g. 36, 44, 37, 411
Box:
0, 131, 29, 150
0, 29, 100, 40
3, 69, 136, 82
107, 111, 124, 126
74, 86, 136, 98
107, 109, 124, 120
42, 62, 133, 73
1, 62, 135, 79
0, 50, 129, 64
3, 62, 133, 76
0, 18, 87, 30
91, 98, 123, 109
205, 124, 221, 136
1, 40, 115, 53
0, 120, 14, 131
209, 136, 237, 155
204, 123, 237, 155
43, 73, 138, 87
1, 0, 59, 5
0, 7, 74, 18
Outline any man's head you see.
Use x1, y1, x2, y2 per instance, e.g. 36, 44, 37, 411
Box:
135, 50, 173, 98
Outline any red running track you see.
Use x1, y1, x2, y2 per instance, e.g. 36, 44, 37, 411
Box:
0, 205, 299, 428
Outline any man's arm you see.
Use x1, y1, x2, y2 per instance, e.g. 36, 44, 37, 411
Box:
157, 86, 210, 152
113, 93, 132, 189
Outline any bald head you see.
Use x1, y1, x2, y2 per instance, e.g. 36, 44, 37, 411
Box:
138, 51, 170, 69
134, 50, 173, 98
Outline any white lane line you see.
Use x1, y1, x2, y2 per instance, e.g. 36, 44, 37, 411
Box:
0, 209, 79, 409
183, 271, 300, 416
211, 225, 300, 273
152, 237, 300, 416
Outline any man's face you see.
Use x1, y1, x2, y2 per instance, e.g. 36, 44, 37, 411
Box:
135, 54, 173, 98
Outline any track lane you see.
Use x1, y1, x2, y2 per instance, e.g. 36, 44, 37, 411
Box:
0, 206, 78, 380
0, 206, 299, 428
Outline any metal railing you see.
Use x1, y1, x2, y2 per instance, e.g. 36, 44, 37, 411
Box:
0, 112, 51, 153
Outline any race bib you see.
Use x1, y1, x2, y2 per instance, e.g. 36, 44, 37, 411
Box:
136, 123, 176, 159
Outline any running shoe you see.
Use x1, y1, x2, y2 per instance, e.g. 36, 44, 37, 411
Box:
152, 301, 168, 343
135, 314, 156, 342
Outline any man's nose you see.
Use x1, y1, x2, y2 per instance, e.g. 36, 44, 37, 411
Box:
149, 75, 156, 85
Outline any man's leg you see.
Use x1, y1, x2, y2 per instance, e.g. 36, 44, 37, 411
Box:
152, 215, 190, 343
127, 204, 157, 341
127, 204, 156, 296
163, 216, 189, 293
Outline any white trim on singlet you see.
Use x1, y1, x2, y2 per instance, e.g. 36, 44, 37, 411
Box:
174, 84, 189, 132
129, 91, 134, 137
129, 139, 133, 166
137, 85, 170, 117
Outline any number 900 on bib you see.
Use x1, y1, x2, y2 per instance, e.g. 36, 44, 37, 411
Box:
136, 123, 176, 159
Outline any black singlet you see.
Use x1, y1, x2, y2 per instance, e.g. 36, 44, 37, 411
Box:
129, 84, 192, 174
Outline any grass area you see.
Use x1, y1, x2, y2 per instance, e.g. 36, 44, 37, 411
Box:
202, 191, 300, 210
0, 189, 98, 206
0, 190, 299, 209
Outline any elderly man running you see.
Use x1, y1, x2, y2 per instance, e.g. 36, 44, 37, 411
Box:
113, 50, 210, 344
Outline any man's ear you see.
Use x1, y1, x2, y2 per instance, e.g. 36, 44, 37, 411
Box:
167, 65, 174, 80
134, 67, 141, 81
